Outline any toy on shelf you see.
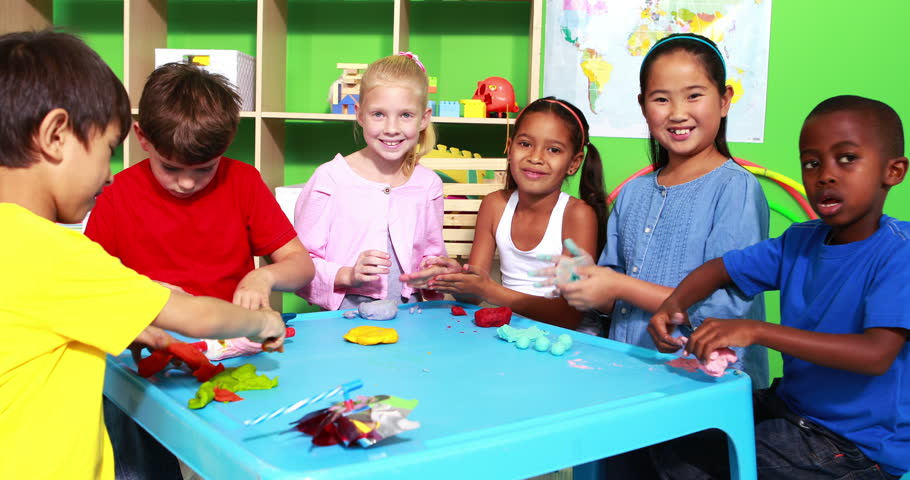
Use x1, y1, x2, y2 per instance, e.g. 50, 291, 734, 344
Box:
460, 99, 486, 118
329, 62, 368, 114
436, 100, 461, 118
472, 76, 519, 118
428, 76, 438, 94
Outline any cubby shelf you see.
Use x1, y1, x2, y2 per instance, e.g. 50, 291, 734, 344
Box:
5, 0, 540, 191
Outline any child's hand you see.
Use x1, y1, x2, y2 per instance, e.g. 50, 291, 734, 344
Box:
534, 239, 595, 289
557, 265, 618, 312
401, 256, 461, 288
234, 269, 274, 310
347, 250, 392, 287
248, 307, 286, 353
427, 264, 493, 300
684, 318, 758, 363
648, 304, 690, 353
129, 325, 178, 365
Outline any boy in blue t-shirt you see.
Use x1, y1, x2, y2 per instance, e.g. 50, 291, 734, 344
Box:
648, 95, 910, 479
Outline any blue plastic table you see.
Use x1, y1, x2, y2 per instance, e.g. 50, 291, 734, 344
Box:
104, 301, 756, 479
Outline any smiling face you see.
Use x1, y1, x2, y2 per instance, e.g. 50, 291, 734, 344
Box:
800, 109, 907, 244
356, 85, 431, 167
507, 111, 583, 197
56, 121, 119, 223
640, 50, 732, 165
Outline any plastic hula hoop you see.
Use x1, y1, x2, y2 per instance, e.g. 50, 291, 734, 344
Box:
606, 159, 817, 220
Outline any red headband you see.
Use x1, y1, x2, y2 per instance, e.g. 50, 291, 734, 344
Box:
516, 99, 588, 147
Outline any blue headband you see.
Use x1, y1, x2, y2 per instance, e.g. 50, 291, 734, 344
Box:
640, 35, 726, 77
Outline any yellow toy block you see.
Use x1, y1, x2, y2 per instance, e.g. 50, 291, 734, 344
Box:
460, 99, 486, 118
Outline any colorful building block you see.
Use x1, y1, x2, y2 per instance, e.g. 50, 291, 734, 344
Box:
460, 99, 486, 118
437, 100, 461, 118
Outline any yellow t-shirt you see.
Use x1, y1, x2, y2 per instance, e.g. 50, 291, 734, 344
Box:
0, 203, 169, 480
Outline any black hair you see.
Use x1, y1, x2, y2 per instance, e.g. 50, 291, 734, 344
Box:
806, 95, 904, 158
0, 30, 131, 168
638, 33, 730, 170
507, 96, 608, 254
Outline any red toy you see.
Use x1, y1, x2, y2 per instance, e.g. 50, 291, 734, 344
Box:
451, 306, 467, 316
137, 341, 225, 382
474, 307, 512, 327
472, 77, 519, 118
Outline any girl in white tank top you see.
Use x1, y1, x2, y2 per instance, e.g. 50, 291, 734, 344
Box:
495, 190, 570, 297
401, 97, 608, 333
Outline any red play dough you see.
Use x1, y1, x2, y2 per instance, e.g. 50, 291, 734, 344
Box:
474, 307, 512, 327
213, 388, 244, 403
137, 341, 225, 382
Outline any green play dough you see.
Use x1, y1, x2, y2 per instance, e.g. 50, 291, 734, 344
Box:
515, 337, 531, 349
550, 342, 567, 356
188, 363, 279, 409
534, 336, 551, 352
497, 325, 549, 343
557, 334, 573, 348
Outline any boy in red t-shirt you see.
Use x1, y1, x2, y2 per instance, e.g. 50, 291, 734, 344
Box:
85, 62, 314, 479
86, 62, 314, 307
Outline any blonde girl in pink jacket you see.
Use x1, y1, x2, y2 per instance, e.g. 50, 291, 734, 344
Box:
293, 53, 453, 310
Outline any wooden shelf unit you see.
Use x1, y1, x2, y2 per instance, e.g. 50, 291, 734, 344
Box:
4, 0, 540, 191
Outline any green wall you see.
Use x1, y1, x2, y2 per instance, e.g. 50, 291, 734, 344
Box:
53, 1, 910, 381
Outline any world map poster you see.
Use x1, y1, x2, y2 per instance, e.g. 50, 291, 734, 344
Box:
543, 0, 772, 142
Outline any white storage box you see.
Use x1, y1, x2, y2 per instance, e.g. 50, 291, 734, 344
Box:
155, 49, 256, 111
275, 184, 305, 224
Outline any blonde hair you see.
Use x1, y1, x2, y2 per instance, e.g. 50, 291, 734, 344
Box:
359, 54, 436, 176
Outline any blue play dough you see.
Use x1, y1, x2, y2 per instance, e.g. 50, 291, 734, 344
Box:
556, 334, 573, 348
515, 337, 531, 349
357, 299, 398, 320
534, 336, 551, 352
550, 342, 567, 356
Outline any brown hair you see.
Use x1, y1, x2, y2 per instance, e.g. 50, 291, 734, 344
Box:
358, 54, 436, 176
138, 62, 241, 165
0, 30, 131, 168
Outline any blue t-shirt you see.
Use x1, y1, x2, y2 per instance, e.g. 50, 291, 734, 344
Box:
723, 216, 910, 475
601, 159, 770, 388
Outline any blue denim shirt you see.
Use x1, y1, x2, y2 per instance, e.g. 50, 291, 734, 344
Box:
600, 159, 770, 388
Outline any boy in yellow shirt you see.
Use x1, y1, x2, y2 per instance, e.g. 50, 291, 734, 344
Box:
0, 31, 287, 479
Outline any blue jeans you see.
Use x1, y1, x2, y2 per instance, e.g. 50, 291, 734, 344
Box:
104, 397, 183, 480
649, 380, 899, 480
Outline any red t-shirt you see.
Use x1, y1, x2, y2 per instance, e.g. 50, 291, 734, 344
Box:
85, 158, 297, 302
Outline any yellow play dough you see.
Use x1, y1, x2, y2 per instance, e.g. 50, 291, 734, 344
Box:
344, 326, 399, 345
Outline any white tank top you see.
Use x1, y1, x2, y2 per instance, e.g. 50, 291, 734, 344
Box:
495, 191, 570, 297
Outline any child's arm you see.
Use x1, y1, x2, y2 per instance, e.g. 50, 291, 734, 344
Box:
233, 237, 316, 309
648, 258, 733, 351
153, 291, 286, 351
687, 319, 909, 377
429, 194, 590, 329
559, 266, 673, 313
649, 257, 910, 376
292, 170, 359, 310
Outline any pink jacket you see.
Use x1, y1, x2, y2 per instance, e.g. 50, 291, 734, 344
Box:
294, 154, 446, 310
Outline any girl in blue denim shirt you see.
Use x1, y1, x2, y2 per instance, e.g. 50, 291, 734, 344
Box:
559, 34, 770, 389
